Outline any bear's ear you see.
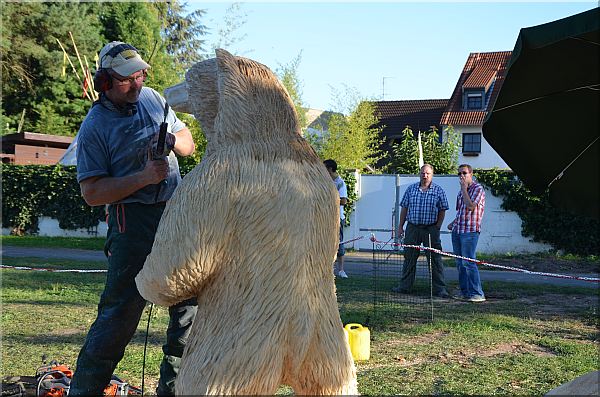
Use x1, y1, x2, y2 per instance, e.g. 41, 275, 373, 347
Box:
214, 48, 239, 96
215, 48, 236, 72
215, 48, 234, 60
186, 57, 219, 138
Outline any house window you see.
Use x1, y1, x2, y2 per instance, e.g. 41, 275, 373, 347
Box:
462, 133, 481, 154
466, 94, 483, 110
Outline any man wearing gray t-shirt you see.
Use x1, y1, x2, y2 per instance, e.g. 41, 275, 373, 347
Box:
70, 41, 197, 396
324, 159, 348, 278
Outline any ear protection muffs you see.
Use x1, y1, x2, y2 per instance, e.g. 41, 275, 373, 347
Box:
93, 43, 139, 92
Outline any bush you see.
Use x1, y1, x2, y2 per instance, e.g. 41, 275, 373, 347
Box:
476, 169, 599, 256
1, 164, 104, 235
1, 162, 206, 235
339, 170, 357, 226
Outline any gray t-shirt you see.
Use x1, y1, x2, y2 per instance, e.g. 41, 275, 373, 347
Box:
76, 87, 186, 204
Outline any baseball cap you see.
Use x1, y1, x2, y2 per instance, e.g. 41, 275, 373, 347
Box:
99, 41, 150, 77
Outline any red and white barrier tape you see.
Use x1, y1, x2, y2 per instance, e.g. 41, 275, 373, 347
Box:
340, 234, 599, 283
339, 235, 366, 245
1, 235, 370, 274
3, 235, 598, 283
1, 264, 107, 273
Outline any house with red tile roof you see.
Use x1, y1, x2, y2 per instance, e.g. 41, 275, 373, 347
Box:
372, 99, 449, 169
440, 51, 512, 169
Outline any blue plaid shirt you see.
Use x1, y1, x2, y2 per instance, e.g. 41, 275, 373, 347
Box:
401, 182, 449, 225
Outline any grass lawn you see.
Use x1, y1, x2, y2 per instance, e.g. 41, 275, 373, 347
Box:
1, 253, 598, 395
1, 235, 105, 251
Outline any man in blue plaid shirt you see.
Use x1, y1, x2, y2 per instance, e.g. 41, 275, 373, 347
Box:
392, 164, 450, 298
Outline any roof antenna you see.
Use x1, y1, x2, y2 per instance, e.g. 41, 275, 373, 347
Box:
382, 76, 393, 100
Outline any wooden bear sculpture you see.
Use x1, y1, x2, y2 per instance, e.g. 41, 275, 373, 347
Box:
135, 49, 358, 395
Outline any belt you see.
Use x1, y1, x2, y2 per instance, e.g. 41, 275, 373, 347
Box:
408, 222, 436, 228
110, 201, 166, 208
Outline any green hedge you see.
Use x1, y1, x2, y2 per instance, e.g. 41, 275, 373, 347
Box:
475, 169, 599, 256
1, 164, 358, 234
1, 165, 104, 235
0, 164, 204, 235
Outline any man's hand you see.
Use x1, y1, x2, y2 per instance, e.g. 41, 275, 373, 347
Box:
447, 220, 455, 231
151, 131, 176, 158
143, 157, 169, 185
398, 227, 405, 239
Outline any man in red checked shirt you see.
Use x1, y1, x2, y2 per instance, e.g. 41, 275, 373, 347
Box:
447, 164, 486, 302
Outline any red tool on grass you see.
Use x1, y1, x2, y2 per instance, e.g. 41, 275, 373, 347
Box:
1, 357, 141, 397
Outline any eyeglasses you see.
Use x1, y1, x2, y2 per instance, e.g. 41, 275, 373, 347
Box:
111, 70, 147, 86
458, 171, 470, 175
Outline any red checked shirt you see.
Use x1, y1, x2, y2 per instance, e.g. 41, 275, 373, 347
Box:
453, 182, 485, 233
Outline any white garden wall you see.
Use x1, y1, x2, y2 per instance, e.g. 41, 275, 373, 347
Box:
2, 217, 108, 238
345, 173, 552, 254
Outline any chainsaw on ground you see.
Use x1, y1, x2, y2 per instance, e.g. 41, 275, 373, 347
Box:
1, 357, 141, 397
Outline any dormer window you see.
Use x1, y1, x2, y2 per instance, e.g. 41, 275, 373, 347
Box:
463, 89, 484, 110
461, 64, 498, 111
467, 93, 483, 110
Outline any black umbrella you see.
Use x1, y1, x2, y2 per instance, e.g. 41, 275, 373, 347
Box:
483, 8, 599, 219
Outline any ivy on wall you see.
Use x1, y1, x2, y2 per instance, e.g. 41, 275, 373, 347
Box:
339, 170, 357, 226
475, 169, 599, 256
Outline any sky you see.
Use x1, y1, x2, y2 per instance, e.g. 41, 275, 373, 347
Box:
189, 1, 597, 112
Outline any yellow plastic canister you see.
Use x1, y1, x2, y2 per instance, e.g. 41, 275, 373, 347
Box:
344, 323, 370, 361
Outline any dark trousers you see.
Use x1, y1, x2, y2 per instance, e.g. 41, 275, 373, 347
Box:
337, 221, 345, 257
69, 203, 197, 396
399, 223, 447, 294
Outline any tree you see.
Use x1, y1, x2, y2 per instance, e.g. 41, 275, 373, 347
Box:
0, 1, 211, 138
388, 125, 460, 174
307, 85, 385, 171
206, 2, 248, 57
1, 2, 105, 135
153, 1, 208, 69
276, 52, 308, 132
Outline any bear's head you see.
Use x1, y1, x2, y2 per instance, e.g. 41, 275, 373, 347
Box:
165, 49, 300, 146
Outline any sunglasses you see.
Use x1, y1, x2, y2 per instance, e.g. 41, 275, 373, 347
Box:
458, 171, 470, 175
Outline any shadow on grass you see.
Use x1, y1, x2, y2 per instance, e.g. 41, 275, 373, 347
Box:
1, 270, 105, 295
1, 327, 170, 348
336, 275, 600, 333
4, 299, 98, 307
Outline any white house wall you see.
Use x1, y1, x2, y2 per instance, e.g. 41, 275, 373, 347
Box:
442, 125, 510, 169
345, 173, 552, 254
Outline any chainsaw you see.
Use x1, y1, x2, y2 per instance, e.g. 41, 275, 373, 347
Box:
1, 357, 141, 397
